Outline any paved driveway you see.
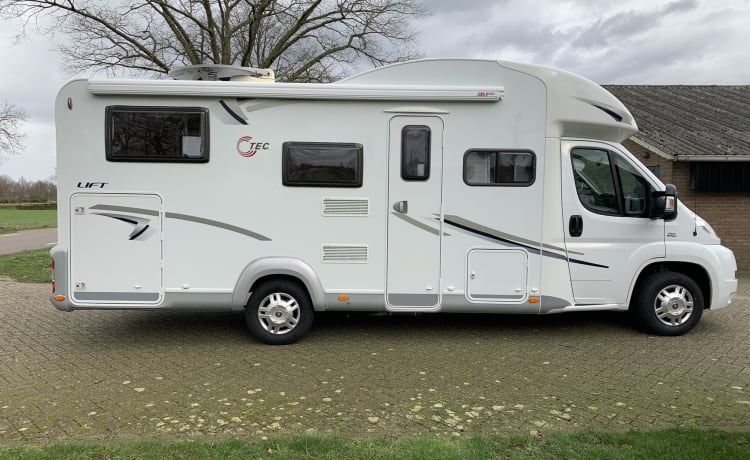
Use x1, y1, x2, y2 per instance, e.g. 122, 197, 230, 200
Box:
0, 229, 57, 255
1, 275, 748, 444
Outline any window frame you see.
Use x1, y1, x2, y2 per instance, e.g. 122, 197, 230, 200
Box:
400, 125, 431, 181
571, 147, 652, 218
105, 105, 210, 163
462, 149, 536, 187
282, 141, 364, 188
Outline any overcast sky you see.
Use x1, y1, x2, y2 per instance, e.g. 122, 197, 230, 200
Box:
1, 0, 749, 180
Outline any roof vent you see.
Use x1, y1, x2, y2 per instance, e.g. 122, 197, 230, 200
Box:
169, 64, 275, 83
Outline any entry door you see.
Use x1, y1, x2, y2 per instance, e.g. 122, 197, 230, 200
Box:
386, 116, 444, 309
561, 140, 665, 305
70, 193, 163, 305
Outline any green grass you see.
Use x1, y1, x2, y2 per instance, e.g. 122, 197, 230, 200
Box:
0, 248, 52, 283
0, 208, 57, 234
1, 429, 749, 459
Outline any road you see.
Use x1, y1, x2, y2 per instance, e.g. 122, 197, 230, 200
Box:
0, 273, 748, 444
0, 228, 57, 255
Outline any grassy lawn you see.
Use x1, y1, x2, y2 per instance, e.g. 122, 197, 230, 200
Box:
0, 248, 51, 283
1, 429, 749, 459
0, 208, 57, 234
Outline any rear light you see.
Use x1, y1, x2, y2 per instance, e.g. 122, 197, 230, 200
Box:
51, 258, 55, 293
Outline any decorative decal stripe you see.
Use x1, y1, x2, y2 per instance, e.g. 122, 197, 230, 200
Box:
166, 212, 270, 241
219, 99, 248, 125
391, 212, 450, 236
128, 224, 150, 241
89, 205, 270, 241
443, 214, 581, 255
443, 217, 609, 269
91, 204, 158, 216
93, 212, 152, 240
565, 257, 609, 269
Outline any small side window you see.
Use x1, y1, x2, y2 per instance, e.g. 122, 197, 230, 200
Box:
106, 106, 209, 162
283, 142, 363, 187
401, 126, 431, 180
463, 150, 535, 186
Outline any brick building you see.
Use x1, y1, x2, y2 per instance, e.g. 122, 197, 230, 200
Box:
605, 86, 750, 269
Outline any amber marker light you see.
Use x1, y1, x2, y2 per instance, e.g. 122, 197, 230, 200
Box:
529, 297, 540, 304
338, 295, 350, 302
54, 295, 66, 301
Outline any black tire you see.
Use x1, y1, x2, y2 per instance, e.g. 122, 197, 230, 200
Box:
632, 271, 703, 336
245, 279, 314, 345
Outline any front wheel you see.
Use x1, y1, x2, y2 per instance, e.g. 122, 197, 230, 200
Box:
633, 271, 704, 336
245, 279, 314, 345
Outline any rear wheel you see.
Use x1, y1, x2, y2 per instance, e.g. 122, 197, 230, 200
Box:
633, 271, 703, 336
245, 279, 314, 345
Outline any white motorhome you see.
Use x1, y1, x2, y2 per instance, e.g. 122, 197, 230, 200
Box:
50, 59, 738, 344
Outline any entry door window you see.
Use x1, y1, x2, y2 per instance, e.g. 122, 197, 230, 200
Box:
401, 125, 431, 180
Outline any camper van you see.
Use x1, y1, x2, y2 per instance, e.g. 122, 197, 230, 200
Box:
50, 59, 738, 344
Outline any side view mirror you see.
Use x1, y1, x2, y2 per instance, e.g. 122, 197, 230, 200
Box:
651, 183, 678, 221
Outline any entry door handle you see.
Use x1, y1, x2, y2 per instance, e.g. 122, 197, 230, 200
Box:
569, 215, 583, 237
393, 200, 408, 213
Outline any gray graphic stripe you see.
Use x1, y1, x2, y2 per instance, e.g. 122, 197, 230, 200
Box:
90, 204, 158, 216
388, 293, 439, 307
89, 204, 271, 241
165, 212, 271, 241
391, 212, 450, 236
74, 291, 160, 302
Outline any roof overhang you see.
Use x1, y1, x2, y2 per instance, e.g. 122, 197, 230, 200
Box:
628, 136, 749, 162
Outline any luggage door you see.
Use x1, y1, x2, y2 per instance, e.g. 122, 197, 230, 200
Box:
70, 193, 163, 305
386, 116, 444, 310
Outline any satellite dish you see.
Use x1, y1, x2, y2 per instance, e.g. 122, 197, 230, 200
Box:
169, 64, 275, 82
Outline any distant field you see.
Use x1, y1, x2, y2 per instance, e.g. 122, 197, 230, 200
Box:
0, 209, 57, 234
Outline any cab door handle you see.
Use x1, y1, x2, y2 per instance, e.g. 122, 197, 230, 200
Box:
569, 215, 583, 237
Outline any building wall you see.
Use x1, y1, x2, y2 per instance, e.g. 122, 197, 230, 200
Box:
624, 140, 750, 270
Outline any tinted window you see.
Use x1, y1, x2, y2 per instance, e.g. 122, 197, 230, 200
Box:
106, 106, 208, 162
463, 150, 535, 186
401, 126, 430, 180
283, 142, 363, 187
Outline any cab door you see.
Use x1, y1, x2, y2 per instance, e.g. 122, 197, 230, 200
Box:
561, 140, 665, 305
386, 116, 444, 310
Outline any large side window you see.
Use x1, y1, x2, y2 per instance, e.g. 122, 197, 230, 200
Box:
106, 106, 208, 162
463, 150, 535, 186
401, 125, 431, 180
283, 142, 363, 187
571, 147, 649, 217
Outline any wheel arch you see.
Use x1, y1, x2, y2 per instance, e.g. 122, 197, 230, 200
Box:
629, 261, 711, 310
232, 257, 327, 311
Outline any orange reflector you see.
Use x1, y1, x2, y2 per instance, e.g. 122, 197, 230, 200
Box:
529, 296, 540, 304
338, 295, 350, 302
54, 295, 66, 302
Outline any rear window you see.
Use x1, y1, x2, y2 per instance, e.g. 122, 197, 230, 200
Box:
106, 106, 209, 162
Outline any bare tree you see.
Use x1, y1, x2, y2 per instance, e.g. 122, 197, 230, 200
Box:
0, 101, 27, 161
2, 0, 427, 82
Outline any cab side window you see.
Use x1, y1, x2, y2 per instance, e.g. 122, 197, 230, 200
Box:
571, 147, 649, 217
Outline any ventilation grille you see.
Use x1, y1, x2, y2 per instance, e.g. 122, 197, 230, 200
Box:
322, 198, 369, 217
322, 244, 368, 263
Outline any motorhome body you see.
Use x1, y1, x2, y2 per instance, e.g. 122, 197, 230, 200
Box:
50, 59, 738, 344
